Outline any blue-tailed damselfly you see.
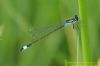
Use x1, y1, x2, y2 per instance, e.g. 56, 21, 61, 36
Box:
20, 15, 79, 52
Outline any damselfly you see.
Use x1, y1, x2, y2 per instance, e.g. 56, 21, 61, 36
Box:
20, 15, 79, 52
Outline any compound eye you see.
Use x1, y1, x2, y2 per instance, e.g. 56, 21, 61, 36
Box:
75, 15, 79, 21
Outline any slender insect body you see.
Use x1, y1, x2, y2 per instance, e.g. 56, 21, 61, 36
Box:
20, 15, 79, 52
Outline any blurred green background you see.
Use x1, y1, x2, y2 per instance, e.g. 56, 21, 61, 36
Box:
0, 0, 100, 66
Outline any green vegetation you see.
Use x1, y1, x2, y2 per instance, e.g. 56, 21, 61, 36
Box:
0, 0, 100, 66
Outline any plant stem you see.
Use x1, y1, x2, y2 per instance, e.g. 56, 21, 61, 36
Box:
78, 0, 91, 64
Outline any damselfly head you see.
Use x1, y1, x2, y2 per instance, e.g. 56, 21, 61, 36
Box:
65, 15, 79, 23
